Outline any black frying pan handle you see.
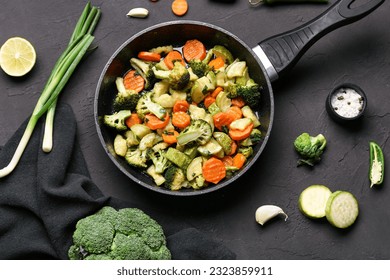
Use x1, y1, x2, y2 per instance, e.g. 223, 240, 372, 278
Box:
256, 0, 384, 81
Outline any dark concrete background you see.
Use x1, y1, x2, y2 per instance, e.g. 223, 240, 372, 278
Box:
1, 0, 389, 259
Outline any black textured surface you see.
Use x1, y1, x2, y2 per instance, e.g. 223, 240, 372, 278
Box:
1, 0, 389, 259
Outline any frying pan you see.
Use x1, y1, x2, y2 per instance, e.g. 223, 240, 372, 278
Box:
94, 0, 383, 196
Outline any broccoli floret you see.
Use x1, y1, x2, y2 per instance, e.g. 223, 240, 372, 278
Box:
148, 150, 171, 174
130, 57, 157, 90
164, 166, 187, 191
125, 148, 148, 168
226, 79, 261, 108
176, 119, 213, 146
103, 110, 131, 131
238, 146, 253, 158
112, 78, 141, 112
169, 61, 190, 90
294, 132, 327, 167
136, 91, 166, 120
188, 59, 209, 78
68, 206, 171, 260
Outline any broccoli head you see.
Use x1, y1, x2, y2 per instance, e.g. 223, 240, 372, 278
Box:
148, 149, 171, 174
113, 91, 141, 112
164, 165, 187, 191
125, 148, 148, 168
226, 79, 261, 108
103, 110, 131, 131
136, 91, 166, 120
68, 206, 171, 260
188, 59, 209, 78
169, 61, 190, 90
130, 57, 157, 90
294, 132, 327, 167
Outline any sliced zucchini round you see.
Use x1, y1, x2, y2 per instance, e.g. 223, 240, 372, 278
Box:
298, 185, 332, 218
325, 191, 359, 229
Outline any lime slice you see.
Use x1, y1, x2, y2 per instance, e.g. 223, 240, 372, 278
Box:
298, 185, 332, 218
325, 191, 359, 229
0, 37, 36, 77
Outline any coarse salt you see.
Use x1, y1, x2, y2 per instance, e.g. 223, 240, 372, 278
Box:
331, 88, 364, 118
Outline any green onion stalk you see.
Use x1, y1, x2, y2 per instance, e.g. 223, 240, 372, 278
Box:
0, 2, 101, 178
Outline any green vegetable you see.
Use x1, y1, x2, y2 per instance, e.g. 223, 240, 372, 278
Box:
369, 141, 384, 188
136, 91, 166, 120
165, 147, 191, 169
103, 110, 131, 131
112, 77, 141, 111
188, 59, 209, 78
149, 150, 171, 174
114, 134, 128, 157
226, 59, 247, 79
169, 62, 190, 90
238, 146, 253, 158
164, 165, 187, 191
325, 191, 359, 229
0, 3, 100, 178
211, 45, 234, 65
226, 79, 261, 108
68, 206, 171, 260
298, 185, 332, 218
125, 148, 148, 168
294, 132, 327, 166
177, 119, 213, 146
130, 57, 157, 90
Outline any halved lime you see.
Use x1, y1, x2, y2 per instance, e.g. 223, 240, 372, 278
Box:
0, 37, 36, 77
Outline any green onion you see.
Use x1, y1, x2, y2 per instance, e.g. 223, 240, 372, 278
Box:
0, 2, 101, 178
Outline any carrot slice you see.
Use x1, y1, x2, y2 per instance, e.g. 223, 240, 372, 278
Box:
183, 39, 206, 62
211, 86, 223, 98
231, 97, 246, 108
137, 51, 161, 62
171, 0, 188, 17
229, 123, 254, 141
125, 113, 142, 128
164, 50, 185, 70
123, 70, 145, 93
204, 95, 216, 109
172, 111, 191, 129
202, 157, 226, 184
226, 106, 242, 120
221, 156, 234, 167
162, 130, 179, 144
232, 153, 246, 169
173, 100, 190, 113
144, 113, 170, 130
228, 141, 238, 156
208, 56, 225, 70
212, 111, 236, 131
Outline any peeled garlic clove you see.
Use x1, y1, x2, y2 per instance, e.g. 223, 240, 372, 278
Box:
255, 205, 288, 226
127, 8, 149, 18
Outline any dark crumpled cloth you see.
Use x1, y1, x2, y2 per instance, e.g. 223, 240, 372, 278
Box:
0, 103, 235, 260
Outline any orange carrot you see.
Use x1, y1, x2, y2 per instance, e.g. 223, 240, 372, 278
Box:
211, 86, 223, 98
162, 130, 179, 145
164, 50, 185, 70
172, 111, 191, 129
123, 70, 144, 93
125, 113, 142, 128
137, 51, 161, 62
208, 56, 225, 70
231, 97, 246, 108
202, 157, 226, 184
212, 111, 236, 131
183, 39, 206, 62
228, 141, 238, 156
229, 123, 254, 141
173, 99, 190, 113
144, 113, 170, 130
221, 156, 234, 167
204, 95, 216, 109
226, 106, 242, 120
232, 153, 246, 169
171, 0, 189, 17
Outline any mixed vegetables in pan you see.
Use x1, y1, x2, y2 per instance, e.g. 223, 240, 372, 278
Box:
103, 39, 263, 190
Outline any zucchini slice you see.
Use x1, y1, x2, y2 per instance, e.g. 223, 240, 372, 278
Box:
298, 185, 332, 218
325, 191, 359, 229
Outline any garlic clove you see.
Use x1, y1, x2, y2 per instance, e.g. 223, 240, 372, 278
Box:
255, 205, 288, 226
127, 8, 149, 18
